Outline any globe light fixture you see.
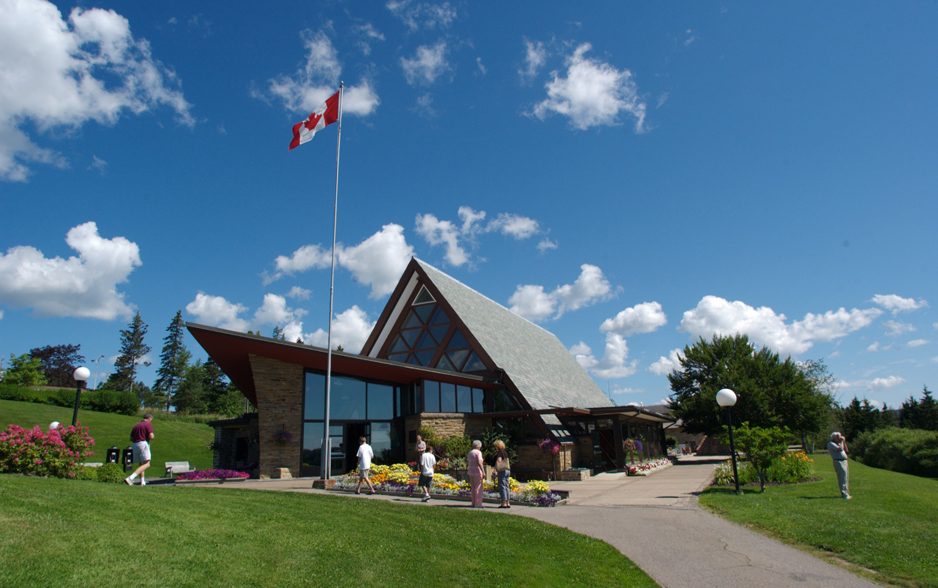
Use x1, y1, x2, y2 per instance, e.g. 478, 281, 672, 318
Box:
72, 366, 90, 427
716, 388, 742, 494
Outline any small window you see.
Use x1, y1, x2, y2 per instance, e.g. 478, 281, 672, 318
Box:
413, 285, 435, 305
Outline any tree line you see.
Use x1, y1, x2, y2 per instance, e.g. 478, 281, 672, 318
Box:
666, 334, 934, 446
1, 311, 246, 417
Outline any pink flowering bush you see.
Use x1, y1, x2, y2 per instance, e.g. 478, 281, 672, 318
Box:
0, 423, 95, 478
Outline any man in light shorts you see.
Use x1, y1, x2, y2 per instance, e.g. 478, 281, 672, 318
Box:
355, 436, 376, 495
125, 414, 154, 486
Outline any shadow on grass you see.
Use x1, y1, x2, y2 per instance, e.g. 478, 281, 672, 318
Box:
798, 496, 841, 500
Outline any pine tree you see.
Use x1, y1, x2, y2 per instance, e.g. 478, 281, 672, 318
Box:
108, 312, 151, 399
154, 311, 190, 410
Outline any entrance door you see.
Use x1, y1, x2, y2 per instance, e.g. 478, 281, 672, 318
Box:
341, 423, 369, 474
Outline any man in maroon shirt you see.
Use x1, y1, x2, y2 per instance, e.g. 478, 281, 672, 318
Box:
124, 414, 154, 486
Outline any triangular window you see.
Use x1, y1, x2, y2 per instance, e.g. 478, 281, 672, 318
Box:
413, 285, 435, 305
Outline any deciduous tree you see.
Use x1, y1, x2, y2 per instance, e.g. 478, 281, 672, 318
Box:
28, 344, 85, 387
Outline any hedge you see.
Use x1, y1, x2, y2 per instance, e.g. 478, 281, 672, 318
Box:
852, 427, 938, 478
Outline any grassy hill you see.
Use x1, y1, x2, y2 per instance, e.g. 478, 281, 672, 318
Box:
0, 474, 654, 587
700, 452, 938, 586
0, 399, 214, 470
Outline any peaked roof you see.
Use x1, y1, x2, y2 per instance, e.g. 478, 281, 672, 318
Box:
406, 258, 614, 411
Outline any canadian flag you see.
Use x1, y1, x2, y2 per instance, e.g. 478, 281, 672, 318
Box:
289, 90, 340, 150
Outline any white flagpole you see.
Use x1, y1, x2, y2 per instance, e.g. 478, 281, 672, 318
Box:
321, 82, 344, 480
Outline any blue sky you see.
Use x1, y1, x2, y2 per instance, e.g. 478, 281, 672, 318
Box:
1, 0, 936, 409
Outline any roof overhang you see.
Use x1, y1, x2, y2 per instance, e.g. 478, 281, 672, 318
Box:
187, 323, 486, 407
589, 405, 675, 423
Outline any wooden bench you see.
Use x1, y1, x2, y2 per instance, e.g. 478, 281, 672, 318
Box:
165, 461, 192, 478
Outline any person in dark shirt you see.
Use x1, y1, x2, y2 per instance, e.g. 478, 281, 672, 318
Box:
125, 414, 155, 486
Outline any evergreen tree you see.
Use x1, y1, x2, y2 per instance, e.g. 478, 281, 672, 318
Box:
153, 311, 190, 410
840, 397, 891, 439
271, 325, 285, 340
28, 344, 85, 387
174, 361, 208, 414
108, 312, 151, 399
900, 386, 938, 431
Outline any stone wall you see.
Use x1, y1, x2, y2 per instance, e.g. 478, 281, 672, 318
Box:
250, 354, 303, 479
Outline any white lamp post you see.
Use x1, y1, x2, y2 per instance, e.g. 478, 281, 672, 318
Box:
72, 366, 90, 426
716, 388, 742, 495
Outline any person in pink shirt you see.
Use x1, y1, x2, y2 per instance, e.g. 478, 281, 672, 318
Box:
466, 440, 485, 508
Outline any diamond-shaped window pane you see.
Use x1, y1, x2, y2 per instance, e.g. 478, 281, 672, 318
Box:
401, 329, 421, 347
405, 353, 420, 365
414, 303, 434, 323
430, 307, 450, 326
435, 354, 456, 372
390, 336, 409, 353
415, 349, 435, 366
388, 352, 408, 363
446, 330, 469, 351
403, 311, 422, 329
429, 325, 449, 344
448, 349, 469, 370
415, 331, 435, 351
462, 352, 486, 372
413, 285, 435, 305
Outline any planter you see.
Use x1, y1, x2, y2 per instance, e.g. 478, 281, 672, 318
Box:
174, 477, 247, 485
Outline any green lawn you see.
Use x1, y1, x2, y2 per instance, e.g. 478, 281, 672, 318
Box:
700, 453, 938, 587
0, 399, 214, 470
0, 475, 656, 587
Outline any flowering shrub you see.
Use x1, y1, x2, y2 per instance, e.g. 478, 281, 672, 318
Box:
332, 463, 559, 506
626, 457, 671, 476
767, 450, 814, 483
175, 469, 250, 481
0, 423, 94, 478
538, 438, 561, 455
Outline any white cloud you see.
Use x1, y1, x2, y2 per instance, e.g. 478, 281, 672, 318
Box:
907, 339, 928, 348
386, 0, 456, 32
267, 224, 412, 298
415, 207, 543, 266
601, 301, 667, 336
89, 155, 108, 174
531, 43, 646, 132
537, 239, 558, 253
252, 293, 305, 327
287, 286, 311, 300
520, 38, 546, 81
869, 376, 904, 390
867, 341, 880, 352
872, 293, 928, 314
185, 292, 249, 332
282, 305, 374, 353
509, 264, 612, 322
415, 213, 466, 266
265, 30, 379, 117
649, 348, 684, 376
0, 0, 192, 181
401, 42, 449, 86
680, 295, 882, 356
353, 22, 384, 56
0, 222, 141, 320
884, 320, 915, 336
569, 333, 637, 379
0, 310, 4, 320
476, 57, 486, 76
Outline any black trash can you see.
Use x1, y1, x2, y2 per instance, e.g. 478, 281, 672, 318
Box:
106, 446, 120, 464
122, 446, 134, 472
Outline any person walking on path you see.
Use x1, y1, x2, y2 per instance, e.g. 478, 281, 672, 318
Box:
124, 414, 154, 486
467, 440, 486, 507
493, 439, 511, 508
418, 445, 436, 502
827, 432, 851, 499
356, 436, 377, 495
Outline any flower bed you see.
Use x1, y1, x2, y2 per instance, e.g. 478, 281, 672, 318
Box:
331, 463, 563, 506
626, 457, 672, 476
174, 469, 250, 483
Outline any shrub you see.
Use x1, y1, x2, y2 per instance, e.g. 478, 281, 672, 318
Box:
713, 461, 755, 486
437, 435, 472, 459
0, 423, 95, 478
852, 427, 938, 478
96, 463, 129, 483
766, 450, 814, 483
75, 466, 98, 481
84, 390, 137, 416
729, 422, 790, 492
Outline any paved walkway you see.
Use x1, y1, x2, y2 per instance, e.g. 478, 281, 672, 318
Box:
205, 460, 879, 588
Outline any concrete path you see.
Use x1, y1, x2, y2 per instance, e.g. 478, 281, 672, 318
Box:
204, 461, 879, 588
